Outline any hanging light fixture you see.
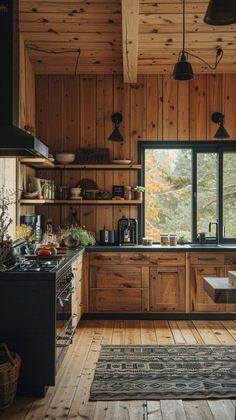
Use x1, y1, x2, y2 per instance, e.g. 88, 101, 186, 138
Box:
108, 113, 124, 142
172, 0, 224, 81
212, 112, 230, 139
204, 0, 236, 25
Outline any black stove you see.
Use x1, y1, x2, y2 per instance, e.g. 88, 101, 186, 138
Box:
8, 257, 64, 272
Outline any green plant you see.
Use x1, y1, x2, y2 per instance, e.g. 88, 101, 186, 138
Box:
69, 226, 96, 246
59, 226, 96, 247
134, 186, 145, 192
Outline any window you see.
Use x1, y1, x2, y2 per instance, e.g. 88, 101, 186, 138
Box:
139, 142, 236, 244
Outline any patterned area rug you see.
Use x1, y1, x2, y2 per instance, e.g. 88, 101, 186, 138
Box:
89, 345, 236, 400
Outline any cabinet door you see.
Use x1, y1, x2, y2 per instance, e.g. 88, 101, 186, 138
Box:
149, 267, 185, 312
72, 255, 83, 326
89, 265, 149, 312
191, 266, 226, 312
223, 265, 236, 312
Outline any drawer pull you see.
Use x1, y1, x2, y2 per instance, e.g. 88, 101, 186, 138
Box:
198, 257, 217, 261
158, 258, 178, 261
159, 271, 178, 275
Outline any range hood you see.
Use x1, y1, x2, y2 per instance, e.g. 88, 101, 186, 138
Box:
0, 0, 48, 158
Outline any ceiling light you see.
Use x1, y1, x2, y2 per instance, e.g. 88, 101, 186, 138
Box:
211, 112, 230, 139
108, 113, 124, 142
204, 0, 236, 25
172, 0, 224, 81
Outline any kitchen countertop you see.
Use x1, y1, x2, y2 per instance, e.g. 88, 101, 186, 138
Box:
85, 244, 236, 252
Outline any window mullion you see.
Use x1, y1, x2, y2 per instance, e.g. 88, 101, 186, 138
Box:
192, 150, 197, 243
218, 150, 223, 243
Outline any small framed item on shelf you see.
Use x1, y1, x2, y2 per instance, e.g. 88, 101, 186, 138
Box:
112, 185, 124, 198
77, 148, 110, 164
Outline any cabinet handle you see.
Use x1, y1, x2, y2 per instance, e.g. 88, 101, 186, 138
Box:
198, 257, 217, 261
158, 271, 178, 275
158, 258, 178, 261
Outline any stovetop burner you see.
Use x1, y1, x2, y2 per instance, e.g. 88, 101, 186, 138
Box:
9, 257, 65, 272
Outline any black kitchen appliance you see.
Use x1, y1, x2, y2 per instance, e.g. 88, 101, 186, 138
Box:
99, 229, 117, 245
20, 214, 44, 243
0, 1, 48, 157
0, 240, 76, 396
118, 218, 138, 245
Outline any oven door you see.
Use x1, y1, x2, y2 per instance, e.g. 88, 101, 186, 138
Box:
55, 284, 76, 371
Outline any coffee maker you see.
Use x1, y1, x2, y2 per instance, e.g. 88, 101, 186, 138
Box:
20, 215, 43, 243
118, 218, 138, 245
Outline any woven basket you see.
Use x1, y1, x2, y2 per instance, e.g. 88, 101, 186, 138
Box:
0, 343, 21, 410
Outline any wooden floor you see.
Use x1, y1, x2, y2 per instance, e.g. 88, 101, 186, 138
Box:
1, 320, 236, 420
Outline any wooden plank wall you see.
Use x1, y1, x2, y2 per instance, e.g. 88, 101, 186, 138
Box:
35, 74, 236, 239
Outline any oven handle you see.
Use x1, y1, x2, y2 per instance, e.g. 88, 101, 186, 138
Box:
56, 325, 76, 348
57, 287, 75, 306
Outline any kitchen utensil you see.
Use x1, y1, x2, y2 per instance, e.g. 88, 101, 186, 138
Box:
55, 153, 76, 164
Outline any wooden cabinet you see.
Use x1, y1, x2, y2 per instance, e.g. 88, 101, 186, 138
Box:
71, 254, 84, 326
190, 253, 236, 312
150, 267, 185, 312
89, 265, 149, 312
191, 265, 226, 312
88, 252, 186, 313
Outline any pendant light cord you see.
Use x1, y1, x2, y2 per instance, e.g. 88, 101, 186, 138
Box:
179, 0, 223, 70
187, 48, 223, 70
182, 0, 186, 54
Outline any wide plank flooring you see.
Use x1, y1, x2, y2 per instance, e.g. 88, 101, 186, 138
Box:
1, 320, 236, 420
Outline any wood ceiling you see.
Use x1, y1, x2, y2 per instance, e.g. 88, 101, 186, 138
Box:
19, 0, 236, 81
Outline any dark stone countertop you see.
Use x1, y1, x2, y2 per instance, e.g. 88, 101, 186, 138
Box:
85, 244, 236, 252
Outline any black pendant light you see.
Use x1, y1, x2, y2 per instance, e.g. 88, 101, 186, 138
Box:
212, 112, 230, 139
172, 0, 193, 80
204, 0, 236, 25
172, 0, 224, 81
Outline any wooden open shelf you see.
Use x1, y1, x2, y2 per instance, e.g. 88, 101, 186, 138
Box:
19, 199, 143, 205
19, 157, 54, 169
54, 164, 142, 170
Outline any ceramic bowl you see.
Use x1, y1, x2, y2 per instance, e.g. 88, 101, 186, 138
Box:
55, 153, 76, 164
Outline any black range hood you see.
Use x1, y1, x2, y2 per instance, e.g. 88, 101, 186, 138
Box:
0, 0, 48, 158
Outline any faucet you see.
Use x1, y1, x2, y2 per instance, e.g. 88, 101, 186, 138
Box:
209, 220, 220, 244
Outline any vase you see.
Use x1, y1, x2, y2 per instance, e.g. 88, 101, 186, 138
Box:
134, 191, 143, 200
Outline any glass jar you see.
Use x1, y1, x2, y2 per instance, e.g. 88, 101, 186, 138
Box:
169, 234, 177, 246
160, 233, 169, 246
125, 186, 132, 200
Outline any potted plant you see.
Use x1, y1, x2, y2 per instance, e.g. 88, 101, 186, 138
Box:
133, 186, 145, 200
59, 226, 96, 248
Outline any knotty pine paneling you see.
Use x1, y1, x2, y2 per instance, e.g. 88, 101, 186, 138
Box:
35, 73, 236, 239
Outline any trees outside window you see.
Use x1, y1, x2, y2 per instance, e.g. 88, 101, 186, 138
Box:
141, 143, 236, 244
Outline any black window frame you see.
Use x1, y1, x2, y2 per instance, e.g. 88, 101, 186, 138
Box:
138, 141, 236, 244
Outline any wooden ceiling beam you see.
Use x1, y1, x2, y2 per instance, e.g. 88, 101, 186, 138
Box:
122, 0, 139, 83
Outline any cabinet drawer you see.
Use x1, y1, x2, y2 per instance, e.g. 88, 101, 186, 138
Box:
89, 266, 147, 288
120, 252, 185, 266
89, 289, 148, 312
89, 252, 185, 267
194, 266, 222, 276
190, 253, 224, 265
89, 253, 121, 265
224, 253, 236, 265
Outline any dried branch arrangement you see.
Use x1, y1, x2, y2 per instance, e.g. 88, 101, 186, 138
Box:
0, 187, 15, 264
